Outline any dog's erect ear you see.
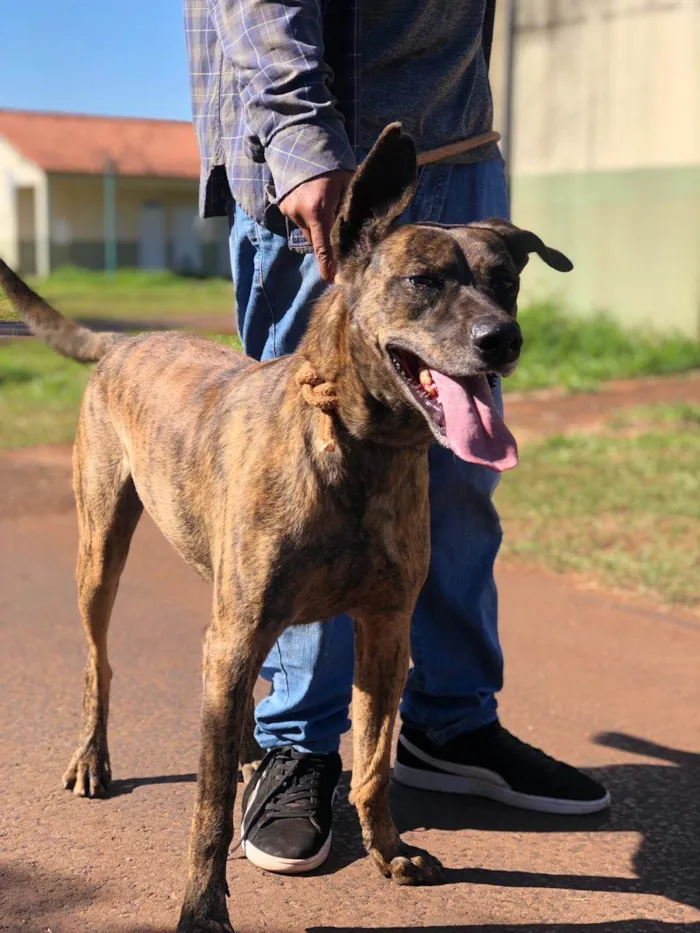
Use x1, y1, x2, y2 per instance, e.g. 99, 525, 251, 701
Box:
469, 218, 574, 273
332, 123, 418, 264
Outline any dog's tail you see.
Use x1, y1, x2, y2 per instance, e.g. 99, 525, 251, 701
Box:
0, 259, 127, 363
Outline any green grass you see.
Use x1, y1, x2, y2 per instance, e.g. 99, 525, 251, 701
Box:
0, 266, 233, 323
0, 342, 93, 448
496, 403, 700, 610
505, 301, 700, 393
2, 273, 698, 390
2, 271, 699, 387
0, 299, 698, 450
0, 334, 244, 449
1, 336, 697, 610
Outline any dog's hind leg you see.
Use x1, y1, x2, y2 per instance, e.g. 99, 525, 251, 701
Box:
63, 416, 143, 798
351, 613, 444, 885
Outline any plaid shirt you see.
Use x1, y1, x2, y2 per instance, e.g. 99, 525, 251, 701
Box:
184, 0, 360, 249
184, 1, 496, 248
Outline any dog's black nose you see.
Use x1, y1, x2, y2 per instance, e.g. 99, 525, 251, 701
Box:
472, 320, 523, 367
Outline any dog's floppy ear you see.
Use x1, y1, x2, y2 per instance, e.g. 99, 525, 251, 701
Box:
332, 123, 418, 263
470, 218, 573, 273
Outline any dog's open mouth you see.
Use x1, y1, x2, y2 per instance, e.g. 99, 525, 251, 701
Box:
388, 348, 518, 472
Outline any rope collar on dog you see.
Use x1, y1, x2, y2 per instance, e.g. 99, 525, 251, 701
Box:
296, 361, 338, 453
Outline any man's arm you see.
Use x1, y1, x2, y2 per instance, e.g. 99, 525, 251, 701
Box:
207, 0, 356, 201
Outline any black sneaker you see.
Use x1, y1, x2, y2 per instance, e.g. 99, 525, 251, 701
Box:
241, 747, 341, 874
394, 721, 610, 815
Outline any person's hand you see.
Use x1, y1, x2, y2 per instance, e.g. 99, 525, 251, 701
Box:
278, 170, 354, 282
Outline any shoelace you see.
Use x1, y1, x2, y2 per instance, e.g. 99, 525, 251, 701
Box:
256, 753, 326, 831
231, 751, 326, 858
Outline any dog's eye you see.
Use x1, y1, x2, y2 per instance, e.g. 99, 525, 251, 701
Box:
490, 277, 519, 302
407, 273, 443, 290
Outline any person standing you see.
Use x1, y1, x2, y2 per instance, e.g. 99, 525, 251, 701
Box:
184, 0, 610, 875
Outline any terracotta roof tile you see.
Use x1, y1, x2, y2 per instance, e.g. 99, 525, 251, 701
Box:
0, 110, 200, 179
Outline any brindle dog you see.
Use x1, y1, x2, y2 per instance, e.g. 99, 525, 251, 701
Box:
0, 124, 572, 933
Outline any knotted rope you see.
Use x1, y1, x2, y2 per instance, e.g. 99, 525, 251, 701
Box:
295, 361, 339, 453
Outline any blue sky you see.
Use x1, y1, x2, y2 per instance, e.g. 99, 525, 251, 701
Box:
1, 0, 192, 121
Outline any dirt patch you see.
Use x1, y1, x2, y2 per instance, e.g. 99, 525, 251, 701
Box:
0, 444, 74, 519
506, 371, 700, 443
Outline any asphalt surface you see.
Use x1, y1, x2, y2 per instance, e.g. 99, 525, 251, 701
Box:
1, 443, 698, 933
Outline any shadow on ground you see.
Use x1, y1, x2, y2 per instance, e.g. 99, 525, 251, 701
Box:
107, 732, 700, 913
0, 863, 99, 930
15, 920, 694, 933
308, 924, 700, 932
319, 732, 699, 910
108, 772, 197, 796
387, 732, 700, 911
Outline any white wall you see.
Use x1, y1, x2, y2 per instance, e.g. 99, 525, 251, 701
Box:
489, 0, 700, 337
0, 138, 46, 270
492, 0, 700, 175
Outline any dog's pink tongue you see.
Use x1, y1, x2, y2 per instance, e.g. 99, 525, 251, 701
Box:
429, 370, 518, 472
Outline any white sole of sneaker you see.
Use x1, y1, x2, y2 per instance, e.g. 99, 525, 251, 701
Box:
394, 740, 611, 815
242, 831, 332, 874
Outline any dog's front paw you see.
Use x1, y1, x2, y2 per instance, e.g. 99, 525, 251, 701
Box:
177, 907, 235, 933
62, 744, 111, 798
370, 842, 444, 885
177, 886, 235, 933
177, 919, 235, 933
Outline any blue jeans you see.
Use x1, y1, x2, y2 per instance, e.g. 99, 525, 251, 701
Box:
230, 157, 510, 753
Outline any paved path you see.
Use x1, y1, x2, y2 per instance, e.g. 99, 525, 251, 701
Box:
0, 315, 236, 342
0, 448, 698, 933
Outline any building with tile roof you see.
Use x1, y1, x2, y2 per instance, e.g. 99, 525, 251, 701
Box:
0, 110, 228, 277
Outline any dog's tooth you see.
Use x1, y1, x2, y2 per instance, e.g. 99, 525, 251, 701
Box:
419, 369, 438, 398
